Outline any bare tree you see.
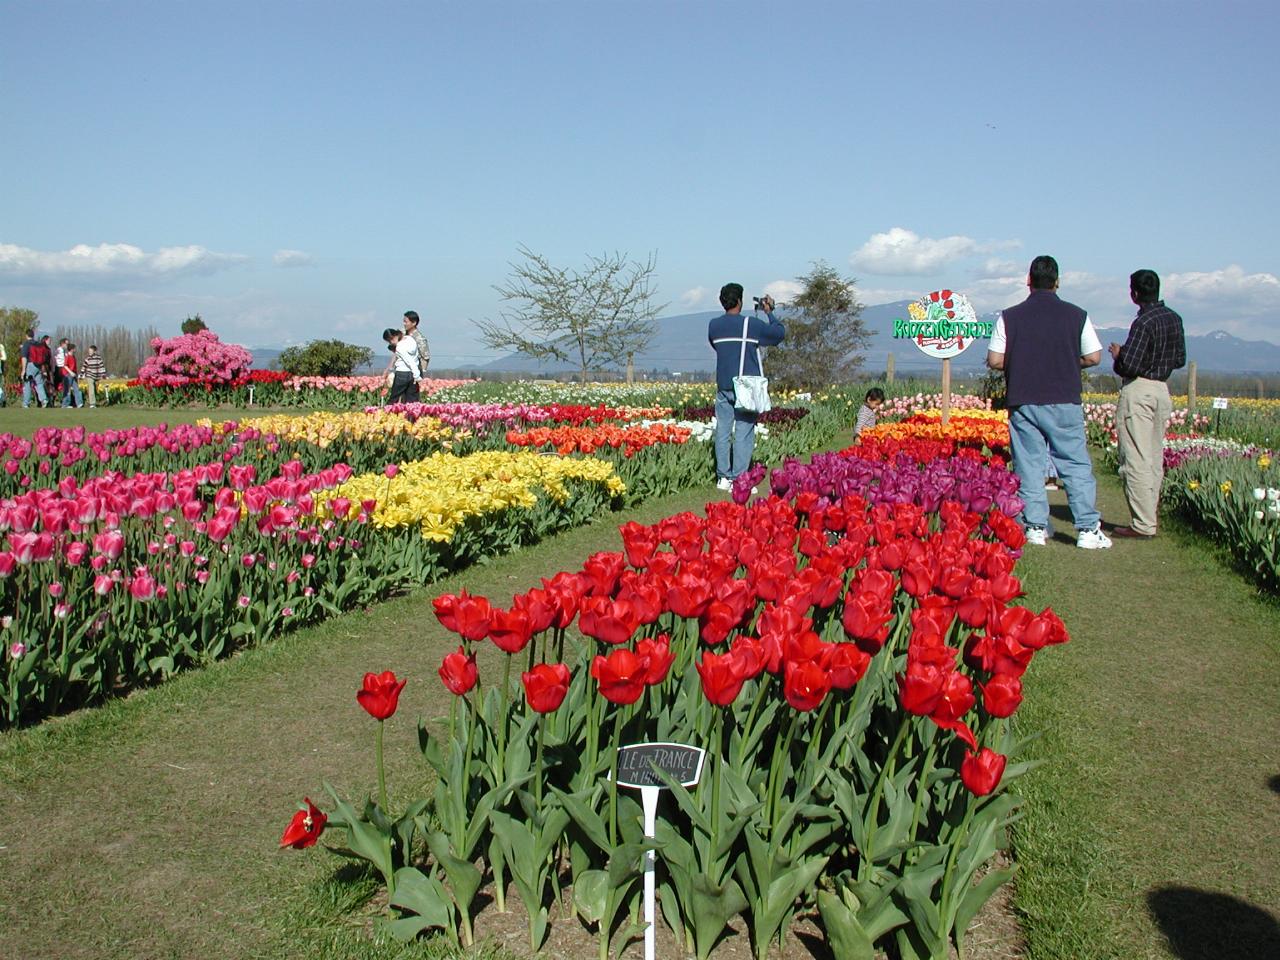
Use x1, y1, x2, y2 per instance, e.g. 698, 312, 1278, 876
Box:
474, 246, 665, 383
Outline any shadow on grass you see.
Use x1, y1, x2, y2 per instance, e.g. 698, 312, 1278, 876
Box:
1147, 886, 1280, 960
1269, 773, 1280, 796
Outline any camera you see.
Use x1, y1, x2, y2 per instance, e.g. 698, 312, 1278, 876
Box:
752, 296, 771, 311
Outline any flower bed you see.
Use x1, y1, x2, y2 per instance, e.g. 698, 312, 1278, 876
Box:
1161, 449, 1279, 592
0, 452, 625, 726
858, 413, 1010, 456
285, 404, 1060, 959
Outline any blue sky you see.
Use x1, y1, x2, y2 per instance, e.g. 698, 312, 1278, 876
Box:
3, 0, 1278, 365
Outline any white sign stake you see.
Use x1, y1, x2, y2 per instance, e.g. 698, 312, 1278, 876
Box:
613, 742, 706, 960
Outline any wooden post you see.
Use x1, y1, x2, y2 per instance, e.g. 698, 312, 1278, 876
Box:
1186, 360, 1197, 413
626, 354, 635, 386
1257, 377, 1265, 400
941, 358, 952, 425
886, 352, 895, 384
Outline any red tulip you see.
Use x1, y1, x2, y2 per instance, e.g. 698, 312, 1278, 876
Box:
783, 659, 831, 712
452, 593, 494, 642
582, 551, 626, 597
619, 520, 659, 568
666, 569, 712, 618
980, 673, 1023, 718
841, 592, 892, 649
279, 797, 328, 849
578, 595, 640, 646
591, 649, 647, 705
930, 670, 975, 724
438, 647, 478, 696
696, 650, 745, 707
512, 588, 557, 634
635, 635, 674, 685
898, 663, 946, 715
960, 747, 1007, 796
729, 635, 766, 681
488, 606, 533, 654
357, 670, 407, 720
828, 643, 871, 689
522, 662, 572, 713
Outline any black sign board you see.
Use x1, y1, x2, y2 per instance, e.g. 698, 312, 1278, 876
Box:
614, 742, 706, 789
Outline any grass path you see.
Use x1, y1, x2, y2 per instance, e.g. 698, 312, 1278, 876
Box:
2, 464, 1278, 959
1011, 472, 1280, 960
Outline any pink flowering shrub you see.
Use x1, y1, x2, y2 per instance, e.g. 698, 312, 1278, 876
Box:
137, 330, 254, 388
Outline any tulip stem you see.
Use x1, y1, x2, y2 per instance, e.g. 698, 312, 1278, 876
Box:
534, 715, 546, 807
860, 718, 911, 882
376, 719, 388, 815
907, 735, 939, 859
498, 656, 512, 778
767, 711, 799, 830
608, 709, 622, 848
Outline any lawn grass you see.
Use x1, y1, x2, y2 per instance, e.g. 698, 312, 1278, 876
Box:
1010, 471, 1280, 960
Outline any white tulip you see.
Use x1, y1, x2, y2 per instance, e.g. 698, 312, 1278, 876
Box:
1254, 488, 1266, 500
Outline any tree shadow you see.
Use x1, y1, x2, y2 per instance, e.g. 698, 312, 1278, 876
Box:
1147, 886, 1280, 960
1268, 773, 1280, 796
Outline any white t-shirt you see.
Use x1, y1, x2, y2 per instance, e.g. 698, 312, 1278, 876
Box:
988, 314, 1102, 356
392, 337, 419, 374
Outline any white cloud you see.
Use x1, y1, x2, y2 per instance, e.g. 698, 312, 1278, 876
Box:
975, 257, 1021, 280
678, 286, 708, 309
763, 279, 804, 304
273, 249, 314, 268
334, 309, 378, 334
0, 242, 247, 282
850, 227, 1020, 276
1163, 265, 1280, 316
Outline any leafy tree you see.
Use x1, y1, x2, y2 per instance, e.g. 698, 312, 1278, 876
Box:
278, 339, 374, 377
1, 306, 39, 388
181, 314, 207, 336
766, 261, 870, 391
473, 245, 665, 383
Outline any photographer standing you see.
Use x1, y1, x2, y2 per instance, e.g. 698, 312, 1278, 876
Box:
708, 283, 785, 491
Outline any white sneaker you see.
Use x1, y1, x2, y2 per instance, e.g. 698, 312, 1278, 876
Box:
1076, 525, 1112, 550
1024, 526, 1047, 546
716, 477, 732, 491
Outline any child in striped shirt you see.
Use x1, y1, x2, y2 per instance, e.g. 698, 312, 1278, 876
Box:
855, 388, 885, 435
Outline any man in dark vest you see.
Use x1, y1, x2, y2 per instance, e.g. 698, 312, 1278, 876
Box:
986, 255, 1111, 549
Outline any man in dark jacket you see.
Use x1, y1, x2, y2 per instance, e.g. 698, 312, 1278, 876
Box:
986, 256, 1110, 549
707, 283, 785, 490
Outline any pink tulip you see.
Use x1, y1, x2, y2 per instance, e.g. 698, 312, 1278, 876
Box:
94, 574, 113, 596
129, 573, 157, 602
94, 529, 126, 560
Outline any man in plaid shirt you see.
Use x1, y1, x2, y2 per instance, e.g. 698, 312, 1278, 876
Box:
1107, 269, 1186, 539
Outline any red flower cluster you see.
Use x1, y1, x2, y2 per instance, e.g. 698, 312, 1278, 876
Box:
431, 488, 1064, 796
504, 423, 692, 457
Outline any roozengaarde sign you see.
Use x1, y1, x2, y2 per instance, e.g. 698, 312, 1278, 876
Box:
892, 290, 988, 359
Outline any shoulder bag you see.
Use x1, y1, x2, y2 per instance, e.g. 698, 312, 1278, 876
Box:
732, 313, 772, 413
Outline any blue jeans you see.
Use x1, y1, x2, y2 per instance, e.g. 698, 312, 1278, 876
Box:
714, 388, 757, 480
1008, 404, 1100, 532
22, 363, 47, 407
61, 375, 83, 407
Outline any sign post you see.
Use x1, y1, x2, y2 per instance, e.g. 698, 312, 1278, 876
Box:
613, 742, 706, 960
892, 290, 986, 422
1213, 396, 1229, 434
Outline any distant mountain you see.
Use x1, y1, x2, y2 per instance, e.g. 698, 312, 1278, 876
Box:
478, 303, 1280, 375
250, 347, 284, 369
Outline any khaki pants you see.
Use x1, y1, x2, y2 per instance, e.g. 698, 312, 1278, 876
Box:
1116, 378, 1172, 535
86, 378, 98, 407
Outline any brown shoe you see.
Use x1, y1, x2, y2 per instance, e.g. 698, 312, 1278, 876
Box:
1110, 525, 1155, 540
